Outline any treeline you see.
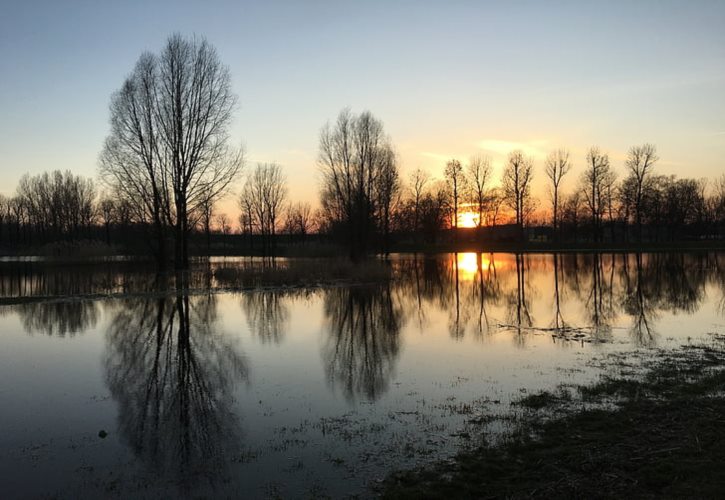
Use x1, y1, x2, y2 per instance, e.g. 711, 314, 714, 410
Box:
393, 144, 725, 244
0, 166, 313, 256
0, 171, 99, 246
4, 126, 725, 258
315, 109, 725, 254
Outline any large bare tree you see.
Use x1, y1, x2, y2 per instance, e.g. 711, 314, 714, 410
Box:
100, 53, 171, 265
100, 34, 242, 268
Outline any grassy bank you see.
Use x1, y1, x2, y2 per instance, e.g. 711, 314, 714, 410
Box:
383, 335, 725, 499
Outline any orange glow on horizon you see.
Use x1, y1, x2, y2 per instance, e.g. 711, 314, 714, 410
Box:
457, 211, 479, 228
454, 203, 481, 228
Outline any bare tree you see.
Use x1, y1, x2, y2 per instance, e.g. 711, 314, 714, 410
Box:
284, 202, 314, 240
216, 213, 231, 250
100, 53, 171, 266
318, 108, 396, 259
157, 34, 242, 268
712, 174, 725, 235
544, 148, 571, 235
501, 150, 534, 235
418, 180, 451, 243
581, 147, 614, 242
100, 34, 243, 269
15, 170, 96, 242
8, 197, 25, 244
486, 188, 505, 228
409, 168, 430, 235
196, 189, 216, 256
243, 163, 287, 255
625, 144, 659, 241
98, 196, 117, 244
0, 194, 8, 244
466, 155, 492, 229
376, 147, 400, 253
444, 159, 464, 230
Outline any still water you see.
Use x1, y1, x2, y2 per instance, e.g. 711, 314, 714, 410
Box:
0, 253, 723, 498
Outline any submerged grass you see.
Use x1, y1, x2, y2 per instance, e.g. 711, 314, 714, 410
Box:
383, 335, 725, 499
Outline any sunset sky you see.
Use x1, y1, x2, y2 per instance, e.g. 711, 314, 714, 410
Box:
2, 0, 724, 218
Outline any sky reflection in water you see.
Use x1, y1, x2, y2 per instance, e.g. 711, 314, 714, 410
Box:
0, 252, 724, 498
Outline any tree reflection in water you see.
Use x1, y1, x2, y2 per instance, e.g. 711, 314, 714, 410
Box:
16, 300, 99, 336
240, 290, 290, 344
391, 251, 724, 347
584, 253, 614, 341
104, 282, 248, 488
321, 284, 403, 401
620, 253, 659, 346
504, 254, 533, 345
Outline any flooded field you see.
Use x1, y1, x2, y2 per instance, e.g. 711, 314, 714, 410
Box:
0, 252, 724, 498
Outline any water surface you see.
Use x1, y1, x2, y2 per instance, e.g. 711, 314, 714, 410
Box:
1, 252, 723, 498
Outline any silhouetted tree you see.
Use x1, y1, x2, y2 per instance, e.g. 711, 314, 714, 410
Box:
625, 144, 658, 242
445, 159, 465, 230
0, 194, 8, 244
100, 53, 171, 266
545, 148, 571, 236
502, 150, 534, 237
409, 168, 430, 236
466, 155, 492, 229
707, 174, 725, 237
243, 163, 287, 255
318, 108, 397, 258
486, 187, 505, 228
98, 196, 116, 244
418, 180, 451, 243
101, 34, 243, 269
283, 202, 314, 241
15, 170, 96, 242
580, 147, 614, 242
376, 146, 400, 253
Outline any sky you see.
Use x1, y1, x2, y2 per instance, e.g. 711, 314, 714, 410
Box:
1, 0, 724, 218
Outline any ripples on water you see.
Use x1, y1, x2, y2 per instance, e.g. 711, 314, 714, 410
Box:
0, 252, 723, 498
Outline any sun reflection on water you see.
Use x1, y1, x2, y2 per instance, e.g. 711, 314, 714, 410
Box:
456, 252, 479, 280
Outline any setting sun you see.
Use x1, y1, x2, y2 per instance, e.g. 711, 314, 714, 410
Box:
455, 203, 481, 228
457, 211, 479, 228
